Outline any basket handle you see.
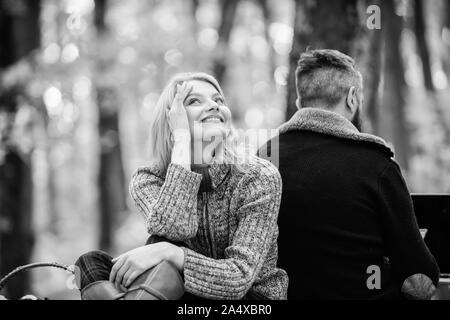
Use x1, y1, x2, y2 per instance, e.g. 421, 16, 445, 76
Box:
0, 262, 74, 292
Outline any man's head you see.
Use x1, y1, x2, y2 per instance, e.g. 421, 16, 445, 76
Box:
295, 49, 364, 130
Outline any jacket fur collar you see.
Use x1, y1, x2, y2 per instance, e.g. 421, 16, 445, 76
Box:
278, 108, 393, 156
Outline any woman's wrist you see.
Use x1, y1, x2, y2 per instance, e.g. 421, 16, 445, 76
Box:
164, 242, 185, 272
172, 128, 191, 142
171, 138, 191, 171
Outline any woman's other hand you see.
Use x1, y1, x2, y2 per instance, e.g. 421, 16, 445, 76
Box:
109, 242, 185, 290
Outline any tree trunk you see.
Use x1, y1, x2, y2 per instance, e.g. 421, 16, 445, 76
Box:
94, 0, 107, 33
45, 137, 58, 235
0, 0, 40, 68
257, 0, 276, 80
379, 0, 410, 169
413, 0, 435, 91
444, 0, 450, 77
286, 0, 361, 119
0, 150, 33, 299
361, 29, 383, 134
356, 0, 383, 134
97, 87, 126, 252
446, 0, 450, 29
0, 0, 40, 299
191, 0, 199, 37
94, 0, 126, 253
213, 0, 239, 83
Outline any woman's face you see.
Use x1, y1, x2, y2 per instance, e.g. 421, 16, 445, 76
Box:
182, 80, 232, 142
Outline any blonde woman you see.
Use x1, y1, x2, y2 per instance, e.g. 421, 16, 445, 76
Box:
75, 72, 288, 300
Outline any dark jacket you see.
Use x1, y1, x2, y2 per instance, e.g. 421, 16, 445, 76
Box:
258, 107, 439, 300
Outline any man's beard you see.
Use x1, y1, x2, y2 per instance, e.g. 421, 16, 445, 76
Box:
351, 105, 362, 131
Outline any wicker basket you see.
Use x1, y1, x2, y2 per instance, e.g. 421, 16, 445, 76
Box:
0, 262, 74, 300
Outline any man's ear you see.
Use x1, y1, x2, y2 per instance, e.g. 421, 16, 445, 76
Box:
346, 86, 358, 115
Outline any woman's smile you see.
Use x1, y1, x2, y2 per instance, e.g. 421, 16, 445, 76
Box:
201, 115, 224, 123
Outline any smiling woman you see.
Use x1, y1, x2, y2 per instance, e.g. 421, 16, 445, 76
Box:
74, 72, 288, 300
184, 81, 230, 141
164, 77, 232, 167
149, 72, 252, 172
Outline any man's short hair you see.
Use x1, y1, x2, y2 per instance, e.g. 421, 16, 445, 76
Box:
295, 49, 363, 109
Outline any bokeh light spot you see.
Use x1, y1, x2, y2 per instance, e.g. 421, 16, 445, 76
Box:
61, 43, 79, 63
245, 107, 264, 128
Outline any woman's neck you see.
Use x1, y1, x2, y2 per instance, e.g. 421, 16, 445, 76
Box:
191, 141, 224, 165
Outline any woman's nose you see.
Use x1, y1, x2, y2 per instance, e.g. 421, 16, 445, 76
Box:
207, 102, 220, 112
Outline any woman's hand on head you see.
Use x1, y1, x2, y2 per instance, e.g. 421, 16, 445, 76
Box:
168, 82, 192, 141
169, 82, 193, 170
109, 242, 185, 290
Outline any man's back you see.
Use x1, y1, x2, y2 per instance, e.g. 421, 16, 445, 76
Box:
264, 49, 440, 299
260, 126, 439, 299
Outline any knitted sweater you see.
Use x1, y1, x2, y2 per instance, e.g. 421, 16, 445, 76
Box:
129, 157, 288, 300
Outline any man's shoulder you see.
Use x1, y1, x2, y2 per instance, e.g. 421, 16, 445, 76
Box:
259, 130, 394, 163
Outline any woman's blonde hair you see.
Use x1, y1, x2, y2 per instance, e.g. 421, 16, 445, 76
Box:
148, 72, 255, 174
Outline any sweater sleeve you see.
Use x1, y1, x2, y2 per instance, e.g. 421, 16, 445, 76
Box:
378, 161, 440, 298
182, 161, 282, 300
129, 163, 203, 241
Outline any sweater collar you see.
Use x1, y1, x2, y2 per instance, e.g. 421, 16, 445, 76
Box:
191, 163, 231, 191
278, 108, 393, 156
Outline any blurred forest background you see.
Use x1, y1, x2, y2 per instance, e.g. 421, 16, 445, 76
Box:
0, 0, 449, 299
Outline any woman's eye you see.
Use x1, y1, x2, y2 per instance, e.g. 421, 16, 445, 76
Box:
215, 98, 225, 104
187, 98, 200, 105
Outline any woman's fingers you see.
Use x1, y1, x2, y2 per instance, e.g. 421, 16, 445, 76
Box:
174, 84, 182, 103
124, 270, 140, 288
180, 83, 192, 104
167, 82, 192, 135
111, 255, 121, 263
109, 255, 126, 283
175, 83, 185, 106
169, 84, 183, 116
122, 268, 135, 288
173, 82, 192, 109
114, 260, 130, 290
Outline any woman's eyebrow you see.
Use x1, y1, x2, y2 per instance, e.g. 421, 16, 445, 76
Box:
185, 92, 223, 99
185, 93, 202, 99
